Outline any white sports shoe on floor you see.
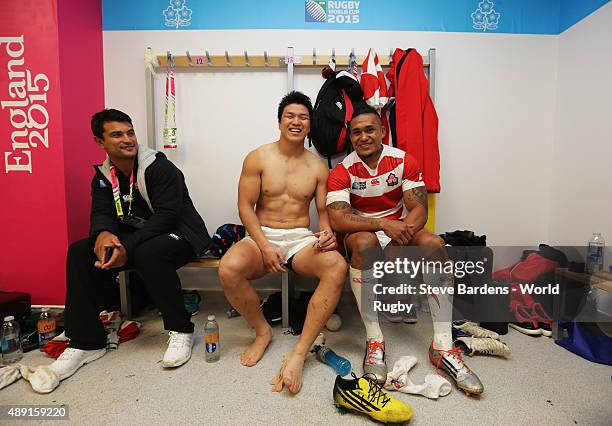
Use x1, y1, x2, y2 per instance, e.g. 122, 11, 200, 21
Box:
162, 331, 194, 368
455, 336, 511, 357
49, 347, 106, 380
453, 321, 500, 339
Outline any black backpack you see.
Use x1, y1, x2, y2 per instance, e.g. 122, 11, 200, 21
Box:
310, 70, 367, 165
261, 291, 312, 335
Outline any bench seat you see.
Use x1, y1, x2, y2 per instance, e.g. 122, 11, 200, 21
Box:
118, 257, 291, 327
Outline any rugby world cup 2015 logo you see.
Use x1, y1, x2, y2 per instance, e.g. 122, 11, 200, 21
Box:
305, 1, 327, 22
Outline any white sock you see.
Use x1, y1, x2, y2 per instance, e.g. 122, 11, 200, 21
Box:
350, 266, 384, 341
424, 271, 453, 349
384, 356, 452, 399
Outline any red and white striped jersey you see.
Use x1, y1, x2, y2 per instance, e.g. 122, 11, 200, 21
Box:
326, 145, 425, 220
360, 48, 388, 111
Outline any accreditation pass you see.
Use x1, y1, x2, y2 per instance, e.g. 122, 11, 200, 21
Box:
0, 405, 69, 420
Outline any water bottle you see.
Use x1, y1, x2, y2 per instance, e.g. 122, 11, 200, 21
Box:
204, 315, 220, 362
586, 232, 605, 274
314, 345, 351, 376
1, 316, 24, 364
38, 307, 57, 350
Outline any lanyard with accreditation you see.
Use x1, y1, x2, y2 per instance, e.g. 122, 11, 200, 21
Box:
109, 164, 146, 229
109, 164, 134, 218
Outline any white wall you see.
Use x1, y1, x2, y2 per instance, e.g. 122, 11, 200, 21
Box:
103, 29, 559, 249
549, 3, 612, 253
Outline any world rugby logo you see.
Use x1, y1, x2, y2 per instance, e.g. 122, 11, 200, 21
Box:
305, 1, 327, 22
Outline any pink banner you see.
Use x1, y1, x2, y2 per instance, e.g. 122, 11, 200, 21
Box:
0, 1, 68, 304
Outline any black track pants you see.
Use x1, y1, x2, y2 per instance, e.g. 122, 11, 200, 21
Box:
64, 233, 195, 350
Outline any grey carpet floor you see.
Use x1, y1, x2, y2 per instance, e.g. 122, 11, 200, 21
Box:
4, 292, 612, 426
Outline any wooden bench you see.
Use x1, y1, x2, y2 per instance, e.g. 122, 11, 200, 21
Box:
118, 257, 291, 327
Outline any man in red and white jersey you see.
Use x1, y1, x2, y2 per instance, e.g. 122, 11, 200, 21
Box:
326, 106, 484, 395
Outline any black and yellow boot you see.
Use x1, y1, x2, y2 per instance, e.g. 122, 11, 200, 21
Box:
333, 373, 413, 424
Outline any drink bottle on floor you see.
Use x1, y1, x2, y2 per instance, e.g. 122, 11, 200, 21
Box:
1, 316, 23, 364
314, 345, 351, 376
204, 315, 220, 362
38, 307, 57, 350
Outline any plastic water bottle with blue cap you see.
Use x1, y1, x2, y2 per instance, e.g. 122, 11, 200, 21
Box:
314, 345, 351, 376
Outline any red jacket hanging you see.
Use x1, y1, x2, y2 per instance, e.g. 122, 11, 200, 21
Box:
386, 48, 440, 193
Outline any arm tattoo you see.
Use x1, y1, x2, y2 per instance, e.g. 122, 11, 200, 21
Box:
411, 187, 428, 213
329, 201, 379, 225
346, 215, 378, 225
328, 201, 351, 210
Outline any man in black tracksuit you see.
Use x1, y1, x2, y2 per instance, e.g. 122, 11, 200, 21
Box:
50, 109, 211, 383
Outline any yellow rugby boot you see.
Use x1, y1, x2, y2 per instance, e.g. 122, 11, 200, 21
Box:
333, 373, 413, 424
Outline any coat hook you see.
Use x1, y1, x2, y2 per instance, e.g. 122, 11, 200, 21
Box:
145, 47, 157, 74
388, 48, 393, 65
332, 48, 336, 61
205, 50, 211, 66
186, 50, 192, 66
264, 51, 269, 67
244, 50, 250, 66
313, 48, 317, 65
225, 50, 231, 66
166, 50, 172, 67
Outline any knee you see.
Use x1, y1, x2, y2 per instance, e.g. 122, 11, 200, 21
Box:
417, 233, 447, 262
67, 238, 93, 262
422, 234, 445, 249
348, 232, 380, 256
347, 232, 379, 267
218, 255, 247, 291
319, 253, 348, 287
131, 244, 161, 269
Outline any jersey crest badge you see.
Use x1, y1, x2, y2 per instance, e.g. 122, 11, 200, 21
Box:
386, 173, 399, 187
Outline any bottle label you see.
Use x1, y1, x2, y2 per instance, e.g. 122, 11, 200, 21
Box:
1, 335, 17, 352
2, 332, 16, 342
39, 332, 55, 345
205, 342, 217, 353
204, 330, 219, 344
587, 244, 603, 255
38, 318, 56, 334
587, 244, 604, 272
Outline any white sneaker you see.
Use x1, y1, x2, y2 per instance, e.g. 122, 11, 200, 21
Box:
162, 331, 194, 368
49, 347, 106, 380
455, 336, 511, 357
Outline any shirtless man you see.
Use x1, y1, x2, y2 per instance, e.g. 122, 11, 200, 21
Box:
218, 91, 347, 394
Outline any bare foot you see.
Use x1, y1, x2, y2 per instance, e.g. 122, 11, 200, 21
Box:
240, 325, 273, 367
282, 352, 306, 394
268, 352, 306, 394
